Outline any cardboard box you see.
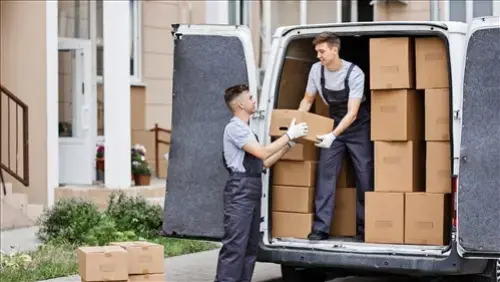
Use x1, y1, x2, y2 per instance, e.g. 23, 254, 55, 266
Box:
269, 109, 335, 143
129, 273, 166, 281
405, 193, 451, 245
374, 141, 424, 193
426, 142, 451, 194
337, 156, 357, 188
365, 192, 405, 244
282, 141, 319, 161
416, 37, 449, 89
314, 95, 329, 117
272, 185, 314, 213
272, 161, 317, 187
425, 88, 450, 141
109, 241, 164, 275
77, 246, 128, 282
371, 89, 424, 141
369, 37, 415, 90
272, 212, 313, 239
329, 187, 357, 237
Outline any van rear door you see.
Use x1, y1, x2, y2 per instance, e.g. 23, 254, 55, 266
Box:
457, 16, 500, 259
162, 24, 258, 240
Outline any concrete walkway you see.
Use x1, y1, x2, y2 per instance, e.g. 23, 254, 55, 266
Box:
1, 226, 42, 254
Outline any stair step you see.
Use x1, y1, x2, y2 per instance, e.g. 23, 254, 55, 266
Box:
26, 204, 44, 222
0, 182, 13, 200
145, 197, 164, 209
5, 193, 28, 213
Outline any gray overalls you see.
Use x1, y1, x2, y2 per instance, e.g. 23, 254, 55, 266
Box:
215, 135, 263, 282
313, 64, 374, 236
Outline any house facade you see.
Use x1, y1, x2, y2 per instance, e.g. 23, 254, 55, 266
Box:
1, 0, 499, 229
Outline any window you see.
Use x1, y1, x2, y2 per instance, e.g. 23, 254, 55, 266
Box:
228, 0, 250, 26
449, 0, 496, 22
96, 0, 141, 83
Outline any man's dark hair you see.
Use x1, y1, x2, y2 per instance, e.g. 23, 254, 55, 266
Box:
224, 84, 249, 110
312, 31, 341, 51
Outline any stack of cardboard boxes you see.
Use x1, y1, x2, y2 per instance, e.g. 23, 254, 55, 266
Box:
77, 241, 165, 282
365, 36, 451, 245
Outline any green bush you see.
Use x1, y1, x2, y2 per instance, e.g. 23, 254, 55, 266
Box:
105, 191, 163, 237
36, 198, 102, 244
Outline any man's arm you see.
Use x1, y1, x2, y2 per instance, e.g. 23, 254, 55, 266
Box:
262, 142, 293, 168
242, 134, 291, 161
298, 64, 318, 112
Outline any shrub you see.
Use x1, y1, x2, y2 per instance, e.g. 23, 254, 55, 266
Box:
83, 216, 138, 246
36, 198, 102, 244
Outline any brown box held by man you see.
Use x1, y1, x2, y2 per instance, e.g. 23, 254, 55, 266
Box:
128, 273, 166, 281
272, 185, 314, 213
369, 37, 415, 90
405, 193, 451, 245
329, 187, 357, 237
425, 88, 450, 141
374, 141, 424, 193
272, 212, 313, 239
426, 142, 452, 194
77, 246, 128, 282
365, 192, 405, 244
272, 161, 317, 187
371, 89, 424, 141
109, 241, 164, 275
416, 37, 449, 89
281, 141, 319, 161
269, 109, 334, 143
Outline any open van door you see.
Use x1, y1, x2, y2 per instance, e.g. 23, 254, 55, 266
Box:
162, 24, 258, 240
457, 16, 500, 259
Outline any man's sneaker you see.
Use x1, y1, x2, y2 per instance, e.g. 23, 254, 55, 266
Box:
307, 230, 329, 241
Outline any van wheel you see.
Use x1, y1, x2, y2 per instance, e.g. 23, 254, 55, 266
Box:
280, 265, 327, 282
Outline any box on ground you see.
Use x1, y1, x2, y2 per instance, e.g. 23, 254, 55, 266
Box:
272, 185, 314, 213
369, 37, 415, 90
405, 193, 451, 245
425, 88, 450, 141
416, 37, 449, 89
272, 212, 313, 239
374, 141, 424, 193
281, 140, 319, 161
329, 187, 357, 237
426, 142, 452, 194
109, 241, 164, 275
269, 109, 335, 143
128, 273, 166, 282
365, 192, 405, 244
371, 89, 424, 141
272, 161, 317, 187
77, 246, 128, 282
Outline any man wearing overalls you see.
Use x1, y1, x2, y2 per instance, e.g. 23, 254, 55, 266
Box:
215, 84, 309, 282
298, 32, 373, 241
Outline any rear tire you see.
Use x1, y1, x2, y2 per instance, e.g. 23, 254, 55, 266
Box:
281, 265, 327, 282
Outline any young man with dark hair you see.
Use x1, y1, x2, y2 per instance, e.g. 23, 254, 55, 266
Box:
298, 31, 374, 241
215, 84, 309, 282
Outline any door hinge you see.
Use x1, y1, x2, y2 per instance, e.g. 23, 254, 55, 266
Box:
251, 110, 265, 120
82, 83, 84, 94
453, 110, 460, 119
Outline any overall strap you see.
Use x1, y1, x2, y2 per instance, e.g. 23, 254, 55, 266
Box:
344, 63, 356, 90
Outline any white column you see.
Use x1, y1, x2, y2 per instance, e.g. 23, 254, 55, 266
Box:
46, 0, 59, 207
336, 0, 343, 22
493, 0, 500, 16
103, 1, 131, 188
442, 0, 450, 21
466, 0, 474, 23
300, 0, 307, 25
205, 0, 228, 24
430, 0, 439, 21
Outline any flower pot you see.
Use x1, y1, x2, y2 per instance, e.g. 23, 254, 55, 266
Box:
134, 174, 151, 186
96, 158, 105, 172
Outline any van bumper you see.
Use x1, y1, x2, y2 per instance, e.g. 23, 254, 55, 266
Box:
257, 241, 489, 276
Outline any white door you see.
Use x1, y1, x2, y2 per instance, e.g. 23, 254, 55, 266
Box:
58, 38, 95, 185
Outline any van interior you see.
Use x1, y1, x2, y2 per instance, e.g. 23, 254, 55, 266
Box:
267, 32, 454, 255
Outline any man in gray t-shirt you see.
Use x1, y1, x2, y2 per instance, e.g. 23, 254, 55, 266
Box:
297, 32, 374, 242
214, 84, 308, 282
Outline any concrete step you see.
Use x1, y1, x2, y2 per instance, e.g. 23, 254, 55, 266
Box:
0, 199, 35, 230
5, 192, 28, 213
26, 204, 44, 222
0, 182, 13, 200
146, 197, 164, 209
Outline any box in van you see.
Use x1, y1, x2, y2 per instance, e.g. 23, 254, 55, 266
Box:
162, 18, 500, 282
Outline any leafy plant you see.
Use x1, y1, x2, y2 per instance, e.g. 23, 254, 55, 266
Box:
83, 216, 138, 246
132, 160, 152, 176
96, 144, 104, 158
0, 250, 32, 271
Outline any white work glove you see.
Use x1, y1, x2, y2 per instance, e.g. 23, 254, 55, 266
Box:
315, 132, 336, 148
287, 141, 296, 148
285, 118, 308, 140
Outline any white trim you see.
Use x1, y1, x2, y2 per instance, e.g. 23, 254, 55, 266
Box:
131, 0, 141, 81
466, 0, 474, 23
442, 0, 450, 21
206, 0, 229, 24
300, 0, 307, 25
493, 0, 500, 16
46, 0, 58, 207
351, 0, 358, 22
337, 0, 342, 22
90, 0, 97, 182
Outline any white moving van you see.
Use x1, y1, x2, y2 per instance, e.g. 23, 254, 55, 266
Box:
162, 17, 500, 282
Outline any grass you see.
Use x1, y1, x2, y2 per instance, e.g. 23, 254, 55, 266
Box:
0, 237, 219, 282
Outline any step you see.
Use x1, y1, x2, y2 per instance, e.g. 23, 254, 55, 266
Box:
26, 204, 45, 222
0, 182, 13, 200
0, 199, 35, 230
145, 197, 164, 209
5, 192, 28, 213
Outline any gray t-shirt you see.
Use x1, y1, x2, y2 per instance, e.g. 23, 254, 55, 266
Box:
223, 117, 257, 173
305, 59, 366, 103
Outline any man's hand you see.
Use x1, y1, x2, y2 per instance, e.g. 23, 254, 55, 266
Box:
285, 118, 309, 140
315, 132, 336, 148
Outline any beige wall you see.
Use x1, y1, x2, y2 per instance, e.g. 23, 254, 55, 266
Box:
375, 1, 432, 21
0, 1, 48, 205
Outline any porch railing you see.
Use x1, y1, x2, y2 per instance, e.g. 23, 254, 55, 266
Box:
149, 123, 171, 178
0, 84, 30, 195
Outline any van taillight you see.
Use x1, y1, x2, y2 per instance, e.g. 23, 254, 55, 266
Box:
452, 176, 458, 227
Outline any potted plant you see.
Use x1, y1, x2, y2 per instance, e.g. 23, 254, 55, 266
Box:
96, 144, 105, 172
131, 144, 151, 185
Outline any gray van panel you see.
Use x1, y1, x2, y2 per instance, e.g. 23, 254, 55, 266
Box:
162, 33, 250, 240
458, 27, 500, 255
